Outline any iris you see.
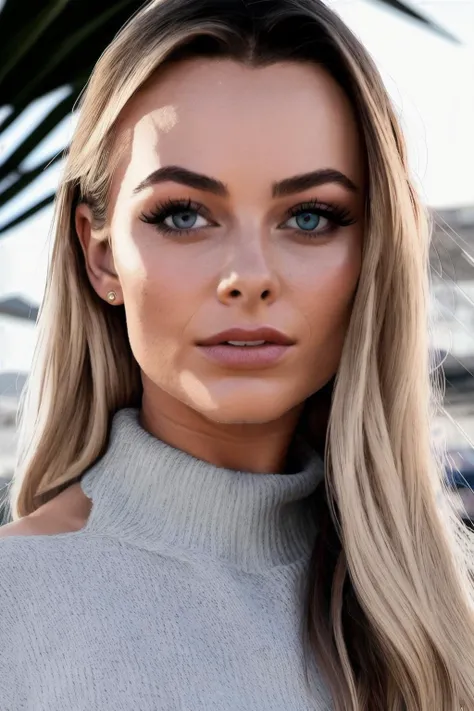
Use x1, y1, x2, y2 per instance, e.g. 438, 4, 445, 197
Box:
296, 212, 320, 231
169, 211, 197, 229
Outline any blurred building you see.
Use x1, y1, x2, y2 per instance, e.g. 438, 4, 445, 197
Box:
0, 371, 25, 480
429, 207, 474, 492
0, 372, 25, 522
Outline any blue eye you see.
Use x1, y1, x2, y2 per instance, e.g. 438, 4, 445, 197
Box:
168, 211, 196, 229
280, 200, 356, 236
287, 212, 328, 232
139, 199, 215, 234
164, 210, 206, 230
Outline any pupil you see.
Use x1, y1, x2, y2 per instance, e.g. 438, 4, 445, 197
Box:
296, 212, 320, 231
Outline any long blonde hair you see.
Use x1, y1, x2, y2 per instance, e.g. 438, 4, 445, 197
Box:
7, 0, 474, 708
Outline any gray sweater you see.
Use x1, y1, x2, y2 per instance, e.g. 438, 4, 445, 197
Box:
0, 408, 332, 710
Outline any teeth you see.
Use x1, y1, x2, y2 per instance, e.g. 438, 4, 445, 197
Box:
226, 340, 266, 346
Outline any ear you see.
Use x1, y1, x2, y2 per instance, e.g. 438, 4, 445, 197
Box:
74, 202, 123, 305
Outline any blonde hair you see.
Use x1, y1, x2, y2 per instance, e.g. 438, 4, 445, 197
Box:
7, 0, 474, 708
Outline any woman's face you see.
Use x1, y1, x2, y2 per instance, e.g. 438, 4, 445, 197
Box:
77, 58, 365, 425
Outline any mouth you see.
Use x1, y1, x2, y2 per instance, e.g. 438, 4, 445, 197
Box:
197, 327, 295, 347
196, 327, 295, 368
222, 340, 268, 347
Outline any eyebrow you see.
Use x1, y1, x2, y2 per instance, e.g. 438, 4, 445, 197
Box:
133, 165, 358, 198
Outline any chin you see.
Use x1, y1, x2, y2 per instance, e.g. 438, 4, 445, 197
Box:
186, 381, 299, 425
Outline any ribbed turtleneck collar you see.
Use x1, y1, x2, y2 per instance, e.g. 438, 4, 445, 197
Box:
79, 408, 325, 573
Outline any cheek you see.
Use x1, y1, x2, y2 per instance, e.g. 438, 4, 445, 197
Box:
122, 275, 189, 361
110, 218, 216, 385
113, 251, 192, 373
114, 217, 213, 305
294, 241, 361, 385
114, 223, 200, 322
298, 237, 361, 329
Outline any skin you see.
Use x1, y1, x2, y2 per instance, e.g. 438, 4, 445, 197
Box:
1, 58, 364, 536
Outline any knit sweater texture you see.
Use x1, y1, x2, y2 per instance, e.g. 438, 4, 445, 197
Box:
0, 407, 332, 710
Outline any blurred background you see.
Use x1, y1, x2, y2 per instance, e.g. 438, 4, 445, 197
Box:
0, 0, 473, 524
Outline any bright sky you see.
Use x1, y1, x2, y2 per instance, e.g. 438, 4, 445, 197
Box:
0, 0, 473, 372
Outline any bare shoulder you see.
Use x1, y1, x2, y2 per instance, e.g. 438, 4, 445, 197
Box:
0, 483, 92, 539
0, 517, 45, 538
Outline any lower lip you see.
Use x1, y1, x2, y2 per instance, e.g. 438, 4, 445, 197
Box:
197, 343, 292, 368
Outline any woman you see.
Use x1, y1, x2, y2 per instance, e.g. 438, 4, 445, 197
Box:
1, 0, 473, 708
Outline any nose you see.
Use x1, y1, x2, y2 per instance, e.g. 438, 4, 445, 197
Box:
216, 248, 280, 308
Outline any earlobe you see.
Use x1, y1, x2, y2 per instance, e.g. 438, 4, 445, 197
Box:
74, 202, 123, 305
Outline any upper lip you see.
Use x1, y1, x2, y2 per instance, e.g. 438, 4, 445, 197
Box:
197, 327, 295, 346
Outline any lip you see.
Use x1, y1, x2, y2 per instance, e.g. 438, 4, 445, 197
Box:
197, 327, 295, 347
196, 327, 295, 369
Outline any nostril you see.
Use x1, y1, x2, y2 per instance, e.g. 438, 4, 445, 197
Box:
261, 290, 270, 300
230, 289, 241, 298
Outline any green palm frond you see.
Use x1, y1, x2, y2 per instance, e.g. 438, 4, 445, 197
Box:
0, 0, 458, 238
0, 0, 141, 236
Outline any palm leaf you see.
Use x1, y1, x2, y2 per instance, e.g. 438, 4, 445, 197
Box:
374, 0, 459, 43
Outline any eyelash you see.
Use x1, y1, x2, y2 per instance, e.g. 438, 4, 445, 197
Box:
139, 197, 356, 237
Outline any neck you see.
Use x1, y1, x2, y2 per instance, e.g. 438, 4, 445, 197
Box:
141, 387, 303, 474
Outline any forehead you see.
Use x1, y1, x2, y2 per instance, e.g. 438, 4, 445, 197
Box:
112, 58, 363, 198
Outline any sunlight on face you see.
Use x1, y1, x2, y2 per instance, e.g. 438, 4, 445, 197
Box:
108, 59, 365, 424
